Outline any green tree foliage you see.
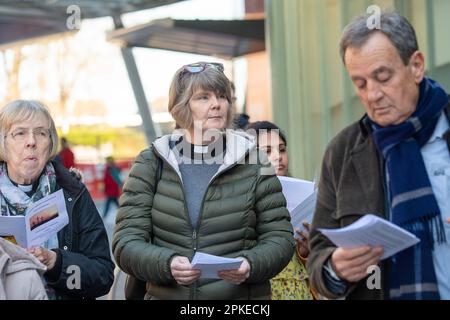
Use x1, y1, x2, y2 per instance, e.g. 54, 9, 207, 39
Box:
58, 125, 147, 159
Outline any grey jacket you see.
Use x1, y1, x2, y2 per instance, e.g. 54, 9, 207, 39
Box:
0, 237, 48, 300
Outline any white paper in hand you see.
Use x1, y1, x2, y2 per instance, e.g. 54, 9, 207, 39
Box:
318, 214, 420, 260
0, 189, 69, 248
278, 176, 316, 232
191, 252, 243, 279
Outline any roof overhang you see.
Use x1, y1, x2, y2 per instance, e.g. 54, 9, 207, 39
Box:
0, 0, 186, 48
107, 18, 265, 59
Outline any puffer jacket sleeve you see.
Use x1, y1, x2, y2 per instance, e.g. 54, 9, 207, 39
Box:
239, 163, 295, 283
112, 148, 178, 286
45, 189, 115, 298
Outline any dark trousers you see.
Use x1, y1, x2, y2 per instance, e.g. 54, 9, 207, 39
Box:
103, 196, 119, 218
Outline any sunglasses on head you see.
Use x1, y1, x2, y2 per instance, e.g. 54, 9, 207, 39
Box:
179, 62, 224, 79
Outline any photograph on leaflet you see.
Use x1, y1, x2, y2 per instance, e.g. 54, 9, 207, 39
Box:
28, 204, 59, 231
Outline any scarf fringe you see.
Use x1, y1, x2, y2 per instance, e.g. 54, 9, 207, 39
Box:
400, 213, 447, 249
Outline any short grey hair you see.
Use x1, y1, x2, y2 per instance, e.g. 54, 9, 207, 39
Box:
0, 100, 59, 162
340, 11, 419, 66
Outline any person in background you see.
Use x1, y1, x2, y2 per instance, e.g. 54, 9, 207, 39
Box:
234, 113, 250, 130
58, 137, 75, 169
102, 156, 122, 219
0, 100, 114, 299
113, 62, 294, 300
247, 121, 318, 300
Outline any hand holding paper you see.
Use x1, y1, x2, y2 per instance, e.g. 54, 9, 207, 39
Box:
331, 246, 384, 283
319, 214, 420, 283
295, 221, 311, 258
28, 246, 57, 270
218, 258, 250, 285
170, 256, 201, 286
191, 252, 244, 280
319, 214, 420, 260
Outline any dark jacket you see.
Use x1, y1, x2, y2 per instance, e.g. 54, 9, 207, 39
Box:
45, 161, 115, 299
308, 103, 450, 300
113, 131, 295, 300
307, 116, 386, 300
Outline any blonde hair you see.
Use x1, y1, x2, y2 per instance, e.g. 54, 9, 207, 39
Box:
168, 63, 234, 129
0, 100, 58, 161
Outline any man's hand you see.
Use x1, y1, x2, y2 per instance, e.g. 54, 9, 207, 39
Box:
447, 218, 450, 224
295, 221, 311, 258
331, 246, 383, 283
170, 256, 201, 286
218, 258, 250, 285
28, 247, 57, 270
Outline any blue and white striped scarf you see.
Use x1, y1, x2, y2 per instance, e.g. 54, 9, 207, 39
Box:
370, 78, 448, 300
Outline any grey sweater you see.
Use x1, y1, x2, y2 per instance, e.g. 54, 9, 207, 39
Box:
173, 138, 225, 229
179, 162, 220, 228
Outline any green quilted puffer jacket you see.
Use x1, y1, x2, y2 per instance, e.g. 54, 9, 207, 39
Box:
112, 130, 295, 300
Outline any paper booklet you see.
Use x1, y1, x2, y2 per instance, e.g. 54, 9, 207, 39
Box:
0, 189, 69, 248
318, 214, 420, 260
278, 176, 317, 232
191, 252, 243, 279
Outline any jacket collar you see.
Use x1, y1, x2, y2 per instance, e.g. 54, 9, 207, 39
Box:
51, 160, 84, 199
358, 114, 372, 139
152, 130, 257, 182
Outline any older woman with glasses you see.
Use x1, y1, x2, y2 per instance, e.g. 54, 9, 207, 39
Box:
0, 100, 114, 299
113, 62, 295, 300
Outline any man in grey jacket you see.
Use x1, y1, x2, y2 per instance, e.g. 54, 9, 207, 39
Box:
308, 11, 450, 300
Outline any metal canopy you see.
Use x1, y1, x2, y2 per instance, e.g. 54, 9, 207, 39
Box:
0, 0, 186, 47
0, 12, 70, 48
107, 18, 265, 59
0, 0, 186, 144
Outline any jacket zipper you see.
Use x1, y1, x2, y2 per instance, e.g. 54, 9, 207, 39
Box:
65, 187, 84, 252
189, 162, 241, 300
71, 190, 85, 251
153, 144, 252, 300
152, 148, 197, 299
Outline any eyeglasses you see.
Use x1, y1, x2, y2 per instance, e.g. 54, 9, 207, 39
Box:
6, 128, 51, 142
179, 62, 224, 79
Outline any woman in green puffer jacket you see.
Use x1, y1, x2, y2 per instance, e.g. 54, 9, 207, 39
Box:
112, 62, 295, 300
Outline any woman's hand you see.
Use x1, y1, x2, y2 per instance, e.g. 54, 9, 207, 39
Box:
295, 221, 311, 258
28, 247, 57, 270
218, 258, 250, 285
170, 256, 201, 286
